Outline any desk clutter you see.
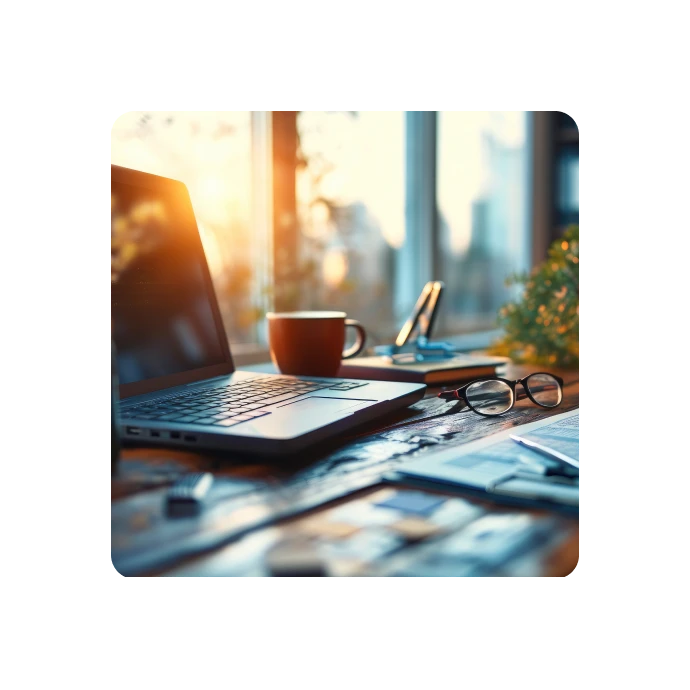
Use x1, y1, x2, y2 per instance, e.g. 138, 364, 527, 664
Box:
394, 409, 579, 513
165, 486, 572, 577
112, 380, 578, 576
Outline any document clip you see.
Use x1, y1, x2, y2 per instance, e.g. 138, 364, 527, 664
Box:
374, 281, 459, 362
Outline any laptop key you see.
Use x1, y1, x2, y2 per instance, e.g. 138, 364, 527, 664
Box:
259, 391, 308, 406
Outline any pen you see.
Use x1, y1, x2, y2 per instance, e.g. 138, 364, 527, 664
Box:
510, 434, 579, 473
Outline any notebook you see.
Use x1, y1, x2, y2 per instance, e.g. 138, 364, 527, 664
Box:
337, 354, 509, 384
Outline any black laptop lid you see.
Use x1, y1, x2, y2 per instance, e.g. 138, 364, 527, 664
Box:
111, 165, 234, 398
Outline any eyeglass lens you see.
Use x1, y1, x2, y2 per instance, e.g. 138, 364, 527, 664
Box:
525, 373, 562, 407
466, 379, 514, 415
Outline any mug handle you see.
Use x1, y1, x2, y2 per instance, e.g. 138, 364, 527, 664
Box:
342, 319, 367, 359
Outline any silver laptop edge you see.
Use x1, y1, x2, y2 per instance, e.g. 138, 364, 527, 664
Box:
119, 371, 424, 454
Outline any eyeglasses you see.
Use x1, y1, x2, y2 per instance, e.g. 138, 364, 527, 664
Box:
438, 372, 564, 416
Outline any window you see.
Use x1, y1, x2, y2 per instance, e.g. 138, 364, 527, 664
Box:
112, 112, 562, 360
294, 111, 405, 347
111, 112, 268, 347
437, 111, 531, 334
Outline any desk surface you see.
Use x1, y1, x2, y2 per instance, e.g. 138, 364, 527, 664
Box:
112, 364, 579, 576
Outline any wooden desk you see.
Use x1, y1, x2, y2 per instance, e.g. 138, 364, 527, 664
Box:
112, 364, 578, 576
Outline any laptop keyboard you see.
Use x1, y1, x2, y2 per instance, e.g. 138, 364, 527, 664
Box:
120, 375, 370, 429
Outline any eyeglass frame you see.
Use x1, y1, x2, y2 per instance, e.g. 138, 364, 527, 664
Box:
437, 372, 565, 417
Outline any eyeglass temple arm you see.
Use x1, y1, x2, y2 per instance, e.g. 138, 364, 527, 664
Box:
438, 389, 463, 401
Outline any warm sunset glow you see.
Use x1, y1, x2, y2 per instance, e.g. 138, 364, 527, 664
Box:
112, 111, 265, 345
130, 200, 166, 226
111, 112, 253, 280
196, 221, 224, 277
195, 177, 232, 226
322, 248, 348, 287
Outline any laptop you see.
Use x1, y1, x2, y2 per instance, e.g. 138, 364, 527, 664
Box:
111, 165, 426, 454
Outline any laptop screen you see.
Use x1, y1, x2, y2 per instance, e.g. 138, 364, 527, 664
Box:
112, 168, 230, 393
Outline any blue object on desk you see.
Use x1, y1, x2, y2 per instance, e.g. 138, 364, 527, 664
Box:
386, 351, 454, 364
373, 281, 460, 360
375, 491, 447, 516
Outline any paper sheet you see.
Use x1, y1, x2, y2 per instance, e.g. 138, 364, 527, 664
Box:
396, 409, 579, 508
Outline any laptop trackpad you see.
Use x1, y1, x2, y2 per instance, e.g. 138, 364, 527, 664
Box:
280, 396, 375, 416
236, 396, 379, 439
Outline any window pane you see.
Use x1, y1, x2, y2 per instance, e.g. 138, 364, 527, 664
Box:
111, 111, 265, 345
437, 111, 531, 333
295, 111, 405, 346
556, 143, 579, 227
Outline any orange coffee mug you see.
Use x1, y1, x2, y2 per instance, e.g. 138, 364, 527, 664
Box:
266, 311, 367, 377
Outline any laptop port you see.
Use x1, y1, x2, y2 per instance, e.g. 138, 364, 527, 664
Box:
184, 435, 197, 443
150, 430, 160, 438
170, 431, 180, 439
126, 426, 142, 435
